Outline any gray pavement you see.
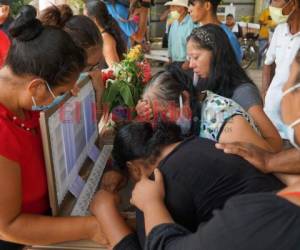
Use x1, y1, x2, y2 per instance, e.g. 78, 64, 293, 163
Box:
247, 68, 263, 91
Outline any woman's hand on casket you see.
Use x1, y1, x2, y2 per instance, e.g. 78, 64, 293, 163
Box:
89, 217, 109, 245
90, 190, 120, 217
90, 190, 133, 248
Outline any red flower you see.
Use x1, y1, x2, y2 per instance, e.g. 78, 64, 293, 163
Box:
102, 70, 115, 86
138, 60, 151, 84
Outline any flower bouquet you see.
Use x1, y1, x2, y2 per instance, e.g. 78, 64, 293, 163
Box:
101, 45, 151, 128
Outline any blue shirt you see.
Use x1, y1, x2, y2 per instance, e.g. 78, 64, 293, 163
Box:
220, 23, 243, 63
168, 15, 196, 62
105, 2, 138, 46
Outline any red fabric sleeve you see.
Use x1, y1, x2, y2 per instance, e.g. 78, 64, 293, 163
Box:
0, 30, 10, 67
0, 120, 21, 162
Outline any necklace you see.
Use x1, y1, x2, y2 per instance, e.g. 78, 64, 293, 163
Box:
10, 115, 37, 132
0, 102, 38, 132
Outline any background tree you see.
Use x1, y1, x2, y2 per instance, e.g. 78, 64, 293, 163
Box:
68, 0, 84, 13
11, 0, 32, 16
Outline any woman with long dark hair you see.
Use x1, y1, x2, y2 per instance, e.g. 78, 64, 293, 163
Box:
137, 24, 282, 152
186, 25, 282, 151
85, 0, 127, 68
188, 26, 251, 98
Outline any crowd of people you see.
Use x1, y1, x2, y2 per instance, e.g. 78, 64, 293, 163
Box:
0, 0, 299, 249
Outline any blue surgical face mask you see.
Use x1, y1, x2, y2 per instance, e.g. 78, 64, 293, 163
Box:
176, 94, 191, 135
281, 83, 300, 149
77, 72, 89, 83
31, 82, 66, 111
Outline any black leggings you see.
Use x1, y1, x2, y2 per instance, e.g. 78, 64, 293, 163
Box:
0, 240, 24, 250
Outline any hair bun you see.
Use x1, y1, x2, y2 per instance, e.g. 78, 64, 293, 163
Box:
39, 4, 73, 28
9, 5, 44, 42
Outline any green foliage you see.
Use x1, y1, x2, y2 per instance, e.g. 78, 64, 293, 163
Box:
102, 45, 150, 114
68, 0, 84, 13
240, 15, 253, 23
103, 62, 144, 112
10, 0, 31, 16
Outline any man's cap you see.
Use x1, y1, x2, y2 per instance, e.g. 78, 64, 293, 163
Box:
165, 0, 189, 8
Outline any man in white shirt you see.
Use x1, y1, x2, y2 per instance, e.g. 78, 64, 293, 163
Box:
262, 0, 300, 140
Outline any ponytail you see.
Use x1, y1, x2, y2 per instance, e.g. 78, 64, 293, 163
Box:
85, 0, 127, 59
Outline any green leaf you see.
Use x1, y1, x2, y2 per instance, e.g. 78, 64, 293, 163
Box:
120, 85, 135, 107
11, 0, 31, 16
103, 81, 120, 105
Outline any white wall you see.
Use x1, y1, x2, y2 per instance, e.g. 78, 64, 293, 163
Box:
220, 1, 256, 22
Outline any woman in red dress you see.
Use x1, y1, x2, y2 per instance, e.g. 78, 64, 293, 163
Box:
0, 5, 106, 249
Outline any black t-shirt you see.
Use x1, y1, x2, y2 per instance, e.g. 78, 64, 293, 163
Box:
136, 137, 283, 246
146, 193, 300, 250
